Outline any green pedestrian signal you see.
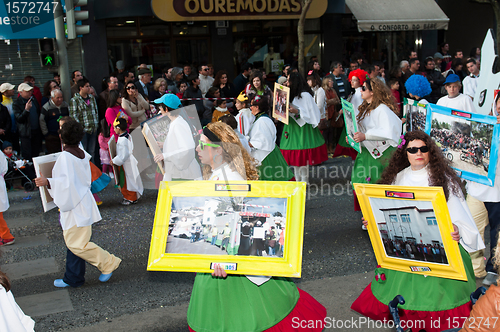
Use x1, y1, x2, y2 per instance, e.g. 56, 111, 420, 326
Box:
38, 39, 58, 67
44, 55, 53, 66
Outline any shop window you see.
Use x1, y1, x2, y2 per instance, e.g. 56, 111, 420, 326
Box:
262, 20, 290, 33
140, 17, 170, 37
292, 18, 320, 32
233, 21, 261, 33
172, 22, 209, 35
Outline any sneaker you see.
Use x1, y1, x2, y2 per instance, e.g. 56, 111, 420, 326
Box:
108, 172, 114, 179
361, 225, 367, 231
54, 279, 71, 288
0, 238, 15, 246
482, 272, 498, 286
96, 201, 103, 206
99, 272, 113, 282
121, 199, 133, 205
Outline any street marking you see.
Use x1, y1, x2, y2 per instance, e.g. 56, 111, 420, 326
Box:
1, 234, 49, 251
16, 290, 73, 317
2, 257, 58, 280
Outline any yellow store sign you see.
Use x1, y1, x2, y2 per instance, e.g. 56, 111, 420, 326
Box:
152, 0, 328, 21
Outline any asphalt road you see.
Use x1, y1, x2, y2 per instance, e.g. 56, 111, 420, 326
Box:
0, 156, 414, 331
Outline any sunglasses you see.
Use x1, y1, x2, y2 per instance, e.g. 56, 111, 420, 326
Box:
126, 86, 136, 90
406, 146, 429, 154
361, 85, 371, 92
199, 140, 220, 150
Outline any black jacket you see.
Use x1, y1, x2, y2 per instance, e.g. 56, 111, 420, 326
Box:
135, 81, 151, 101
424, 69, 446, 103
0, 104, 11, 133
183, 86, 204, 118
13, 97, 40, 138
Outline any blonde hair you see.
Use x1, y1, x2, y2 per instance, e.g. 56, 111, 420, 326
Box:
153, 78, 167, 92
202, 122, 259, 181
357, 78, 399, 121
494, 233, 500, 282
322, 77, 332, 91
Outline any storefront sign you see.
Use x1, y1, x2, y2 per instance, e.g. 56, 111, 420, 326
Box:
152, 0, 328, 21
359, 21, 448, 32
0, 0, 56, 39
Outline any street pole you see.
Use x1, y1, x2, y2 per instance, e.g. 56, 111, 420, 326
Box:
54, 0, 71, 101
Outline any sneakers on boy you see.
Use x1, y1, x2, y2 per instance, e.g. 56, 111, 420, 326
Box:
483, 272, 498, 286
121, 199, 137, 205
0, 238, 15, 246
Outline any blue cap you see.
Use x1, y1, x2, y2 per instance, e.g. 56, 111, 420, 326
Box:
444, 74, 460, 85
154, 93, 182, 109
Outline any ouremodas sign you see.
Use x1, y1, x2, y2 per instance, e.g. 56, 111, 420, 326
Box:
152, 0, 328, 21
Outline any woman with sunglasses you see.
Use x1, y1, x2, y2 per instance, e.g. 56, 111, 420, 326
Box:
247, 95, 294, 181
351, 78, 402, 212
121, 82, 149, 131
152, 94, 201, 182
280, 72, 328, 183
188, 121, 326, 332
352, 130, 483, 332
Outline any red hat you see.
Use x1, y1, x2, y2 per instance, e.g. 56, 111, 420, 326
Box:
348, 69, 369, 86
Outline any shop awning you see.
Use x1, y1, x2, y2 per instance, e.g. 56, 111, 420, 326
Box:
346, 0, 449, 32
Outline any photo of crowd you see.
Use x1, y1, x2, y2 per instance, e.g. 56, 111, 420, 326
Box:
430, 112, 493, 177
166, 196, 287, 258
272, 84, 289, 124
369, 197, 449, 265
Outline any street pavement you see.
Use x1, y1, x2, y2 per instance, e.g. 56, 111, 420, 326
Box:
0, 156, 488, 332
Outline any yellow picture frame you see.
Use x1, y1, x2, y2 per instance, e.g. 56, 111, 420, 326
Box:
354, 183, 467, 281
147, 180, 306, 277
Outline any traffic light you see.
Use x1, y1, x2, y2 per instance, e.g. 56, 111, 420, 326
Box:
38, 39, 58, 67
66, 0, 90, 39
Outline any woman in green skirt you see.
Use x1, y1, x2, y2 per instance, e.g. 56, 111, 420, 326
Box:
247, 95, 294, 181
280, 72, 328, 183
352, 131, 484, 332
351, 78, 402, 215
188, 122, 326, 332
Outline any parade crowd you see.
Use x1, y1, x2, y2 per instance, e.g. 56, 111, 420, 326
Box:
1, 41, 500, 332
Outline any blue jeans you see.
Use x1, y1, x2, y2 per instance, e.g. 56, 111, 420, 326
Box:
63, 248, 85, 287
211, 236, 216, 245
81, 131, 97, 163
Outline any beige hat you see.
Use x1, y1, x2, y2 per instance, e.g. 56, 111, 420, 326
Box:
0, 83, 15, 93
17, 83, 33, 92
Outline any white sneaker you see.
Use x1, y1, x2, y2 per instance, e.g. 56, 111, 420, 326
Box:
109, 172, 114, 179
361, 224, 367, 231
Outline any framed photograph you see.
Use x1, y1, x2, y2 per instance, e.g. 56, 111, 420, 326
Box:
273, 83, 289, 125
354, 183, 467, 281
147, 181, 306, 277
33, 153, 61, 212
425, 103, 500, 186
142, 105, 201, 175
341, 98, 361, 153
403, 98, 428, 133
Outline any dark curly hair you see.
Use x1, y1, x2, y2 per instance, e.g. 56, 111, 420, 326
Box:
59, 118, 84, 145
378, 131, 462, 201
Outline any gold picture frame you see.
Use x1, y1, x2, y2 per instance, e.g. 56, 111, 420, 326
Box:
354, 183, 467, 281
147, 180, 306, 277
